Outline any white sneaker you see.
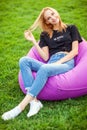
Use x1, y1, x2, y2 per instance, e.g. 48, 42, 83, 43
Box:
27, 100, 43, 118
1, 106, 21, 120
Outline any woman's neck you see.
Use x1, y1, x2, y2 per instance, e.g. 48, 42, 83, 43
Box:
53, 24, 59, 30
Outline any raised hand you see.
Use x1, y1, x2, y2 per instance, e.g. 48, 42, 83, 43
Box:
24, 30, 36, 43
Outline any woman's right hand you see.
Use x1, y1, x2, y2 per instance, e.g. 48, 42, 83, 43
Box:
24, 30, 36, 43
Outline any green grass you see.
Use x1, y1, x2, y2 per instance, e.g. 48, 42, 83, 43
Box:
0, 0, 87, 130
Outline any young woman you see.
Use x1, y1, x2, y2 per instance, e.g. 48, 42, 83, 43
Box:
2, 7, 82, 120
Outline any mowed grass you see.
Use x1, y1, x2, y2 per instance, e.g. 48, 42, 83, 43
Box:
0, 0, 87, 130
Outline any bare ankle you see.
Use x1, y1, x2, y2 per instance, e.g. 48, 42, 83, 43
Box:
34, 98, 38, 102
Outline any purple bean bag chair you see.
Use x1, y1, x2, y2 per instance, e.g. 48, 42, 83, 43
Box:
18, 40, 87, 100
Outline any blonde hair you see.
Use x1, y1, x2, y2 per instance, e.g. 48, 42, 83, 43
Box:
29, 7, 67, 37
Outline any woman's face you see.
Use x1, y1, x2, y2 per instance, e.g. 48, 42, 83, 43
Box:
44, 9, 59, 25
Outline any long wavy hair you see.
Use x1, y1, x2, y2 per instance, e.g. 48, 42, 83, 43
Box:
29, 7, 67, 37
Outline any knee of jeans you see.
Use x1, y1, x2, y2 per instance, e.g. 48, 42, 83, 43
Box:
19, 56, 29, 67
39, 64, 49, 76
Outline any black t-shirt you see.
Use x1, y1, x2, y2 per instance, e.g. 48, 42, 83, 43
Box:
39, 25, 82, 56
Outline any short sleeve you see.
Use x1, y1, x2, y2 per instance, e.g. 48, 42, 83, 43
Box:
69, 25, 82, 43
39, 32, 48, 48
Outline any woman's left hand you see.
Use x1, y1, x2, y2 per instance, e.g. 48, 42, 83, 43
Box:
24, 30, 36, 43
51, 61, 62, 65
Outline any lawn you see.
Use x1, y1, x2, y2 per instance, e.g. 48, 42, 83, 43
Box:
0, 0, 87, 130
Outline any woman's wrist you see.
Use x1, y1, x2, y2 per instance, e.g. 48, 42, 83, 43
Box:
33, 39, 38, 45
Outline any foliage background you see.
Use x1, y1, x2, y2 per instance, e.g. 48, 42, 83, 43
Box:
0, 0, 87, 130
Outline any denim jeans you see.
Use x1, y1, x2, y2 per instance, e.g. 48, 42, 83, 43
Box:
19, 52, 74, 97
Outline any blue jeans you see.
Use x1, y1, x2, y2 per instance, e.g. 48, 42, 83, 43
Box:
19, 52, 74, 97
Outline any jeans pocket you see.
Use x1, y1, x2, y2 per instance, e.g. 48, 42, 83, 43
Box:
48, 53, 66, 63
